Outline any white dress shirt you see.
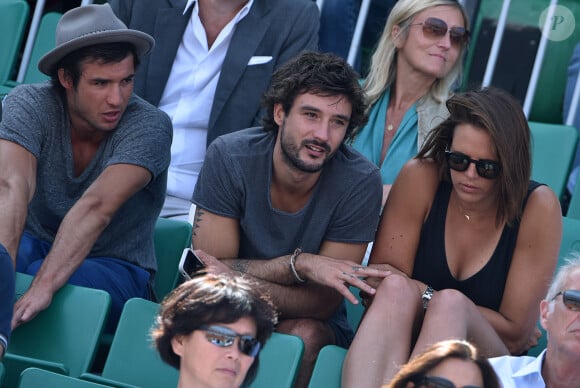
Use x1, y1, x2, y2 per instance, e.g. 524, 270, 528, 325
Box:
489, 350, 547, 388
159, 0, 253, 201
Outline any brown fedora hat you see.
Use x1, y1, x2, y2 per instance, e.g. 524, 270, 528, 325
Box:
38, 3, 154, 75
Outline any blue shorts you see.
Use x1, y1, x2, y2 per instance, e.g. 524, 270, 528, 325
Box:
16, 232, 150, 332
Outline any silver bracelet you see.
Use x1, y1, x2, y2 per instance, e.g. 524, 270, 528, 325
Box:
289, 248, 306, 283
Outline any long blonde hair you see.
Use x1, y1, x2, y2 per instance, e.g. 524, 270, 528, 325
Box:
364, 0, 470, 108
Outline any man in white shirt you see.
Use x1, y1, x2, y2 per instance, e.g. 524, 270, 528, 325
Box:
110, 0, 319, 220
489, 254, 580, 388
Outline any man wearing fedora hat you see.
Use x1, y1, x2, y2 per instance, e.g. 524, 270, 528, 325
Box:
0, 4, 172, 331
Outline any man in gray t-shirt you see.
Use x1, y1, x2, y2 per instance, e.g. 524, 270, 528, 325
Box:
0, 5, 171, 332
192, 51, 389, 387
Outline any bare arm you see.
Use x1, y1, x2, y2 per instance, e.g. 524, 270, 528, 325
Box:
368, 159, 439, 282
0, 140, 37, 263
192, 207, 389, 320
478, 186, 561, 354
12, 163, 152, 327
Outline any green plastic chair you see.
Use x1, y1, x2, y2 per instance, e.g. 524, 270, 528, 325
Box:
307, 345, 347, 388
529, 121, 578, 200
250, 332, 304, 388
0, 0, 29, 84
3, 273, 111, 388
528, 216, 580, 356
22, 12, 61, 84
345, 286, 365, 333
153, 217, 192, 302
18, 368, 111, 388
565, 175, 580, 220
81, 298, 179, 388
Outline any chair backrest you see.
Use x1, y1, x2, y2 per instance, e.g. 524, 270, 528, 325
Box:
250, 332, 304, 388
307, 345, 347, 388
4, 273, 111, 388
529, 121, 578, 200
345, 286, 365, 332
153, 218, 192, 301
0, 0, 29, 84
565, 173, 580, 220
18, 368, 111, 388
0, 362, 4, 387
528, 216, 580, 356
81, 297, 179, 388
22, 12, 61, 84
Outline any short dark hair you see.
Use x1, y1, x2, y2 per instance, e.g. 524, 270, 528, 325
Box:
151, 273, 277, 385
50, 42, 139, 91
388, 340, 501, 388
261, 51, 368, 140
416, 87, 531, 226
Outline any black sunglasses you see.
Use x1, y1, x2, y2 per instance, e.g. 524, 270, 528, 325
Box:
199, 325, 261, 357
410, 17, 470, 47
411, 375, 481, 388
552, 289, 580, 311
445, 150, 501, 179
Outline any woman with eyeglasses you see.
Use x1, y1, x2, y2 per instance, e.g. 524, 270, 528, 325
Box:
342, 87, 562, 386
386, 339, 500, 388
349, 0, 470, 206
151, 273, 277, 388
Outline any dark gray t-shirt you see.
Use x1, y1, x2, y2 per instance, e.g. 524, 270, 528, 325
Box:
0, 83, 172, 274
193, 126, 382, 259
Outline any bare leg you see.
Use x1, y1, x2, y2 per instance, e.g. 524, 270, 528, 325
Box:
411, 289, 509, 359
277, 318, 335, 388
342, 274, 423, 387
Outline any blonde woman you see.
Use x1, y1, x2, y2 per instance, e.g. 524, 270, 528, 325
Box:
350, 0, 470, 205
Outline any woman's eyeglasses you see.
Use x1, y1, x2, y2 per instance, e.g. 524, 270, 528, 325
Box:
410, 17, 470, 47
411, 375, 481, 388
199, 325, 261, 357
445, 150, 501, 179
552, 289, 580, 311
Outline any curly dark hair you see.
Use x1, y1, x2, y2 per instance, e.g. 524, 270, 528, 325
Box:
151, 273, 278, 386
261, 51, 368, 140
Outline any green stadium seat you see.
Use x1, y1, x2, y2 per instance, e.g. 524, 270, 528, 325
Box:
0, 0, 29, 85
308, 345, 347, 388
18, 368, 111, 388
529, 121, 578, 200
3, 273, 111, 388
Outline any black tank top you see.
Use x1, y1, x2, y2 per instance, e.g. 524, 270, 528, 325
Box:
412, 180, 542, 310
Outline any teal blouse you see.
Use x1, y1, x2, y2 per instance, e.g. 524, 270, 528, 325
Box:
351, 89, 418, 184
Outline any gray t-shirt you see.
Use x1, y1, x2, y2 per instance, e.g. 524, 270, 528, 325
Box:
0, 83, 172, 274
193, 126, 382, 259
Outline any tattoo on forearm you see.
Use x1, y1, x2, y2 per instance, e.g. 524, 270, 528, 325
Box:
231, 260, 250, 274
192, 208, 205, 236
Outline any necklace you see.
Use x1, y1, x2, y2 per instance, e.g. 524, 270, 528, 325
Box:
387, 123, 394, 131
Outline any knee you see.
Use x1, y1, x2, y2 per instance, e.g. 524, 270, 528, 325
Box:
374, 273, 419, 305
428, 288, 471, 316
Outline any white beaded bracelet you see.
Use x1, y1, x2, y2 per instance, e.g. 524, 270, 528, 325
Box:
290, 248, 306, 283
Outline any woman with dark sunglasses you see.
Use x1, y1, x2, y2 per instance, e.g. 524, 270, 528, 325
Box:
343, 88, 562, 386
349, 0, 470, 206
386, 339, 500, 388
151, 273, 277, 388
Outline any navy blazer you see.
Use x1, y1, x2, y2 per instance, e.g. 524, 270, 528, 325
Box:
109, 0, 319, 147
